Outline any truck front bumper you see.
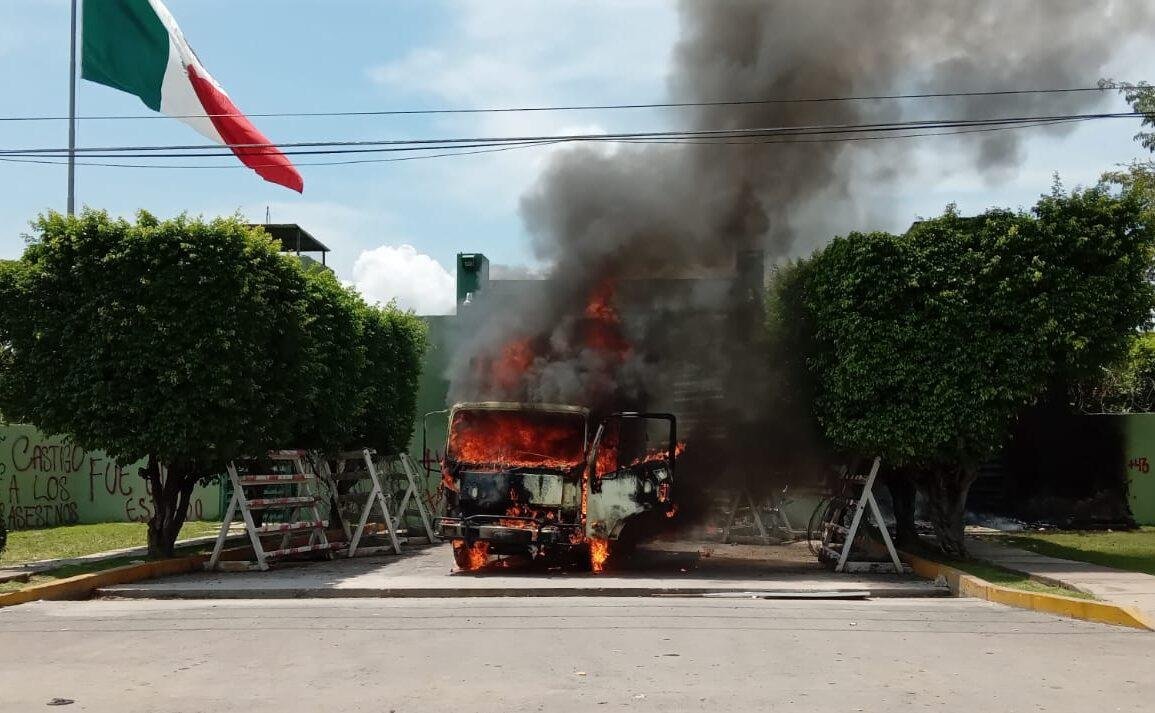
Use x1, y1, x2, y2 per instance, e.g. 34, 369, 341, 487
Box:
437, 516, 582, 548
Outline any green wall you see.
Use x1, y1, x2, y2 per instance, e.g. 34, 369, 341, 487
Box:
0, 423, 221, 530
1124, 414, 1155, 525
408, 315, 455, 465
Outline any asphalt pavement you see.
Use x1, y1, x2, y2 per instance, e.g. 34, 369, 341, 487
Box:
1, 596, 1151, 712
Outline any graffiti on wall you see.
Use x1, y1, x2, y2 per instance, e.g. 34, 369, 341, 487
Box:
0, 424, 220, 530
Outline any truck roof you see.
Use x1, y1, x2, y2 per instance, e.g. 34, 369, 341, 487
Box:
450, 401, 589, 416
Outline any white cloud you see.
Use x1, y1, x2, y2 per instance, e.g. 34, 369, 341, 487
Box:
364, 0, 678, 223
352, 244, 456, 316
367, 1, 675, 107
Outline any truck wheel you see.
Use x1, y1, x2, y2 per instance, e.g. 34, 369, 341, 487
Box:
452, 539, 488, 570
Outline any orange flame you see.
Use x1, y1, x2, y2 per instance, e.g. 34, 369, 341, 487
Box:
493, 338, 536, 391
581, 280, 632, 360
589, 538, 610, 573
452, 539, 489, 571
441, 468, 458, 492
447, 408, 586, 469
499, 498, 558, 528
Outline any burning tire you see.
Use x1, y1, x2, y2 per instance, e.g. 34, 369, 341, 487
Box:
452, 539, 489, 571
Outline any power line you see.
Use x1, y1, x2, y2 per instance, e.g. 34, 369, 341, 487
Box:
0, 117, 1097, 171
0, 86, 1123, 123
0, 140, 566, 169
0, 111, 1141, 159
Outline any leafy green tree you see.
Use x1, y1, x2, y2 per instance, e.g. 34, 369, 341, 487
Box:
287, 269, 430, 457
0, 212, 431, 555
772, 183, 1155, 556
292, 266, 370, 453
1103, 80, 1155, 153
1076, 332, 1155, 414
353, 304, 429, 455
0, 211, 311, 556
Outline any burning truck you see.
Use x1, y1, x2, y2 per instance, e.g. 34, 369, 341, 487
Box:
434, 401, 678, 571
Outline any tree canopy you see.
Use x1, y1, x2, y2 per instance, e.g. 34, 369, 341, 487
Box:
769, 181, 1155, 554
0, 210, 429, 555
0, 211, 310, 467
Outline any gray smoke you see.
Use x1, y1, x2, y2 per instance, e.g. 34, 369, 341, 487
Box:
449, 1, 1149, 490
524, 0, 1150, 276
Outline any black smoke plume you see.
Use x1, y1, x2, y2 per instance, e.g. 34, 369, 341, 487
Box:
450, 1, 1150, 500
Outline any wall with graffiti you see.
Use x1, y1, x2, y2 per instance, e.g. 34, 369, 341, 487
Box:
0, 424, 221, 530
1125, 414, 1155, 526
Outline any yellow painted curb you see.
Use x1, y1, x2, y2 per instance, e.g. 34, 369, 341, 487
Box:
0, 554, 205, 608
902, 552, 1155, 631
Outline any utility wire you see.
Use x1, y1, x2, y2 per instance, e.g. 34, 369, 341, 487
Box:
0, 85, 1120, 123
0, 111, 1141, 159
0, 139, 566, 169
0, 117, 1092, 171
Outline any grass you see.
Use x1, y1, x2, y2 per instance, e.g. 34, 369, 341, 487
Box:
0, 521, 220, 568
945, 558, 1096, 600
904, 539, 1096, 600
0, 522, 223, 595
989, 527, 1155, 577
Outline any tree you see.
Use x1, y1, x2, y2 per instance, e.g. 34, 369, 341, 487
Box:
771, 183, 1155, 556
291, 265, 370, 453
287, 268, 430, 456
1074, 332, 1155, 414
0, 211, 312, 556
353, 304, 429, 455
1103, 80, 1155, 154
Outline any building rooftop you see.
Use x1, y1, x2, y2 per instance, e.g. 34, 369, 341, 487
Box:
251, 223, 330, 258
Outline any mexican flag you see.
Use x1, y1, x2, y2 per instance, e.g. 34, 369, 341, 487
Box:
81, 0, 303, 192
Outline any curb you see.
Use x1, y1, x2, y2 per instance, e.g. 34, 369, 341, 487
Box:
96, 583, 947, 600
902, 552, 1155, 631
0, 555, 206, 609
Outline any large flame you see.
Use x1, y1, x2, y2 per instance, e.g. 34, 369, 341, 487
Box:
446, 408, 586, 469
448, 280, 683, 574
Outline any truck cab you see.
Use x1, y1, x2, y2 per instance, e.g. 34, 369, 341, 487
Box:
434, 402, 677, 570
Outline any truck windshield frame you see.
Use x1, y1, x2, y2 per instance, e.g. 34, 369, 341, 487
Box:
446, 406, 588, 469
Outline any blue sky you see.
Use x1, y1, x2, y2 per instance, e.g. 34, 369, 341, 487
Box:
1, 0, 1150, 314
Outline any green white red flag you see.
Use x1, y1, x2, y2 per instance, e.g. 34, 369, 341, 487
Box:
81, 0, 304, 192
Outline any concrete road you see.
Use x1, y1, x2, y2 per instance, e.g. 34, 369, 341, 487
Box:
1, 597, 1151, 712
98, 542, 945, 599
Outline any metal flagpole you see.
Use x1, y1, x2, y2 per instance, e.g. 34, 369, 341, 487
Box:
66, 0, 78, 215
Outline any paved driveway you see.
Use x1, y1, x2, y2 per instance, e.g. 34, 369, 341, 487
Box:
0, 597, 1150, 712
98, 541, 945, 599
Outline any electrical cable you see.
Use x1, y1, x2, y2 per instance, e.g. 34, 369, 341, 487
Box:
0, 111, 1139, 159
0, 85, 1120, 123
0, 117, 1103, 171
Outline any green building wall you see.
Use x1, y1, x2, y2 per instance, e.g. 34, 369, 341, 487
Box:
0, 423, 221, 530
1124, 414, 1155, 525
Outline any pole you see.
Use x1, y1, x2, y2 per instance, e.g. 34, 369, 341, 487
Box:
66, 0, 78, 215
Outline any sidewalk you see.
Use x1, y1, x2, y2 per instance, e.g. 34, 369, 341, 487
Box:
97, 541, 947, 600
967, 537, 1155, 620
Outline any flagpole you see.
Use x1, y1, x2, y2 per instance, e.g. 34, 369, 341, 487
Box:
66, 0, 78, 215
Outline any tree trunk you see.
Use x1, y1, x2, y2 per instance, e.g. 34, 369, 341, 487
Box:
144, 456, 197, 559
887, 473, 919, 549
922, 465, 978, 558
